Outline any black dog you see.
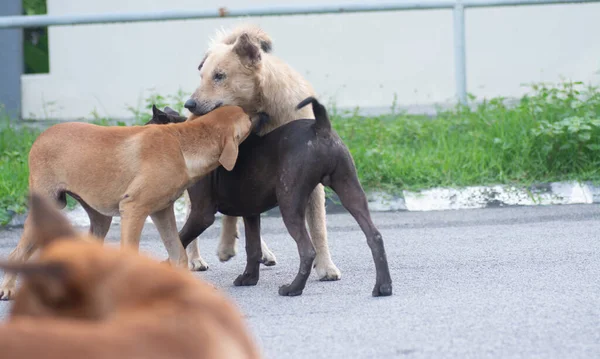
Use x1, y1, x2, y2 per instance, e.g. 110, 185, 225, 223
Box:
154, 98, 392, 297
146, 105, 187, 124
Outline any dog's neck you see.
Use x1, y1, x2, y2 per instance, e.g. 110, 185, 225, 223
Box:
256, 55, 316, 135
169, 122, 222, 181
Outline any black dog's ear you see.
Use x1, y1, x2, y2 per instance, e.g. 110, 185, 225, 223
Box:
27, 192, 78, 248
163, 106, 181, 117
251, 112, 270, 135
146, 105, 171, 125
233, 33, 261, 67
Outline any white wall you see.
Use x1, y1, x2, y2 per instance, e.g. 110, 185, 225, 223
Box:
21, 0, 600, 120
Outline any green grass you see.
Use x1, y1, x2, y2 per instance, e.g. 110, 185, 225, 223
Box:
332, 81, 600, 193
0, 115, 40, 225
2, 80, 600, 225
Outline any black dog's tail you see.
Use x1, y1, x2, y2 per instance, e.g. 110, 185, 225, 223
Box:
297, 97, 331, 133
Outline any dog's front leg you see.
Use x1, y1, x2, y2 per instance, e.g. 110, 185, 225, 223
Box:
307, 184, 341, 281
150, 204, 188, 268
233, 215, 262, 286
183, 192, 209, 271
119, 203, 148, 253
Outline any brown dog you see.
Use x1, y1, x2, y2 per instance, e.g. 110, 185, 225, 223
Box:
183, 24, 341, 282
0, 106, 253, 300
0, 193, 262, 359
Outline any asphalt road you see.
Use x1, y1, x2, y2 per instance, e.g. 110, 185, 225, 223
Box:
1, 204, 599, 358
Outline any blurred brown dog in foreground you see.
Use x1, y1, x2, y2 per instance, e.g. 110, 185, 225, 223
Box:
0, 193, 262, 359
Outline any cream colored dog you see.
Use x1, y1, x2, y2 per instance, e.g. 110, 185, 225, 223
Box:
0, 193, 262, 359
0, 106, 253, 300
182, 24, 341, 281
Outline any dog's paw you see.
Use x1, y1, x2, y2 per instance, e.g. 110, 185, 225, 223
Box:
314, 256, 341, 281
189, 258, 209, 272
233, 273, 259, 286
260, 257, 277, 267
259, 250, 277, 267
0, 286, 16, 301
217, 244, 237, 262
372, 282, 393, 297
278, 284, 303, 297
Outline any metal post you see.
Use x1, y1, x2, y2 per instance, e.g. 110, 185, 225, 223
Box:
453, 1, 467, 105
0, 0, 22, 119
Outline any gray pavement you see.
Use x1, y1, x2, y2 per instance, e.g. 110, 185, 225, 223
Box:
1, 204, 599, 358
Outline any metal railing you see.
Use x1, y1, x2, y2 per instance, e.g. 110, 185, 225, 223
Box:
1, 0, 599, 107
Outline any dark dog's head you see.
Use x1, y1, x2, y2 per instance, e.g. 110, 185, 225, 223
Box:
145, 105, 187, 125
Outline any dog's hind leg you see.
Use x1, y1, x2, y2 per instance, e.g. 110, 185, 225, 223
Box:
81, 201, 112, 241
219, 216, 277, 267
150, 203, 188, 268
277, 187, 316, 296
259, 237, 277, 266
0, 216, 37, 300
329, 165, 392, 297
186, 239, 209, 271
233, 215, 262, 286
66, 192, 111, 241
0, 188, 65, 300
217, 215, 240, 262
307, 184, 341, 280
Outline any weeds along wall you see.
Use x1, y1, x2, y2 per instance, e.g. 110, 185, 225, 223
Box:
20, 0, 600, 120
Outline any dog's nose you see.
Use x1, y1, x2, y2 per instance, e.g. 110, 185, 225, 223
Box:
184, 99, 197, 110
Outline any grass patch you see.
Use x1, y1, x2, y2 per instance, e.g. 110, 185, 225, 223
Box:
332, 81, 600, 193
1, 80, 600, 225
0, 114, 40, 224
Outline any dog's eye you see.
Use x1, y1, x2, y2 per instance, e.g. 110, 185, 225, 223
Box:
213, 72, 226, 81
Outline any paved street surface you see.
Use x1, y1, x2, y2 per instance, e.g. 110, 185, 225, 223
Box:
1, 204, 599, 358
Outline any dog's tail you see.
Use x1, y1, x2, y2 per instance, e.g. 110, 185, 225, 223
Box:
297, 97, 331, 133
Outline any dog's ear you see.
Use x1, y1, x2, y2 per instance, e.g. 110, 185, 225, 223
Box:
161, 107, 187, 123
0, 261, 67, 280
0, 260, 70, 308
251, 112, 270, 135
28, 192, 78, 248
151, 104, 160, 116
163, 106, 181, 117
233, 33, 261, 67
219, 136, 239, 171
147, 105, 170, 125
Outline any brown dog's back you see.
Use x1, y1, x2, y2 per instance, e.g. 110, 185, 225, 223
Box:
28, 122, 179, 212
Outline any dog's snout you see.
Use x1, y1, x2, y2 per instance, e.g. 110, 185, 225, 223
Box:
184, 99, 197, 110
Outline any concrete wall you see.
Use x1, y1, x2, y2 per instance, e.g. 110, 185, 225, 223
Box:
20, 0, 600, 120
0, 0, 22, 118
